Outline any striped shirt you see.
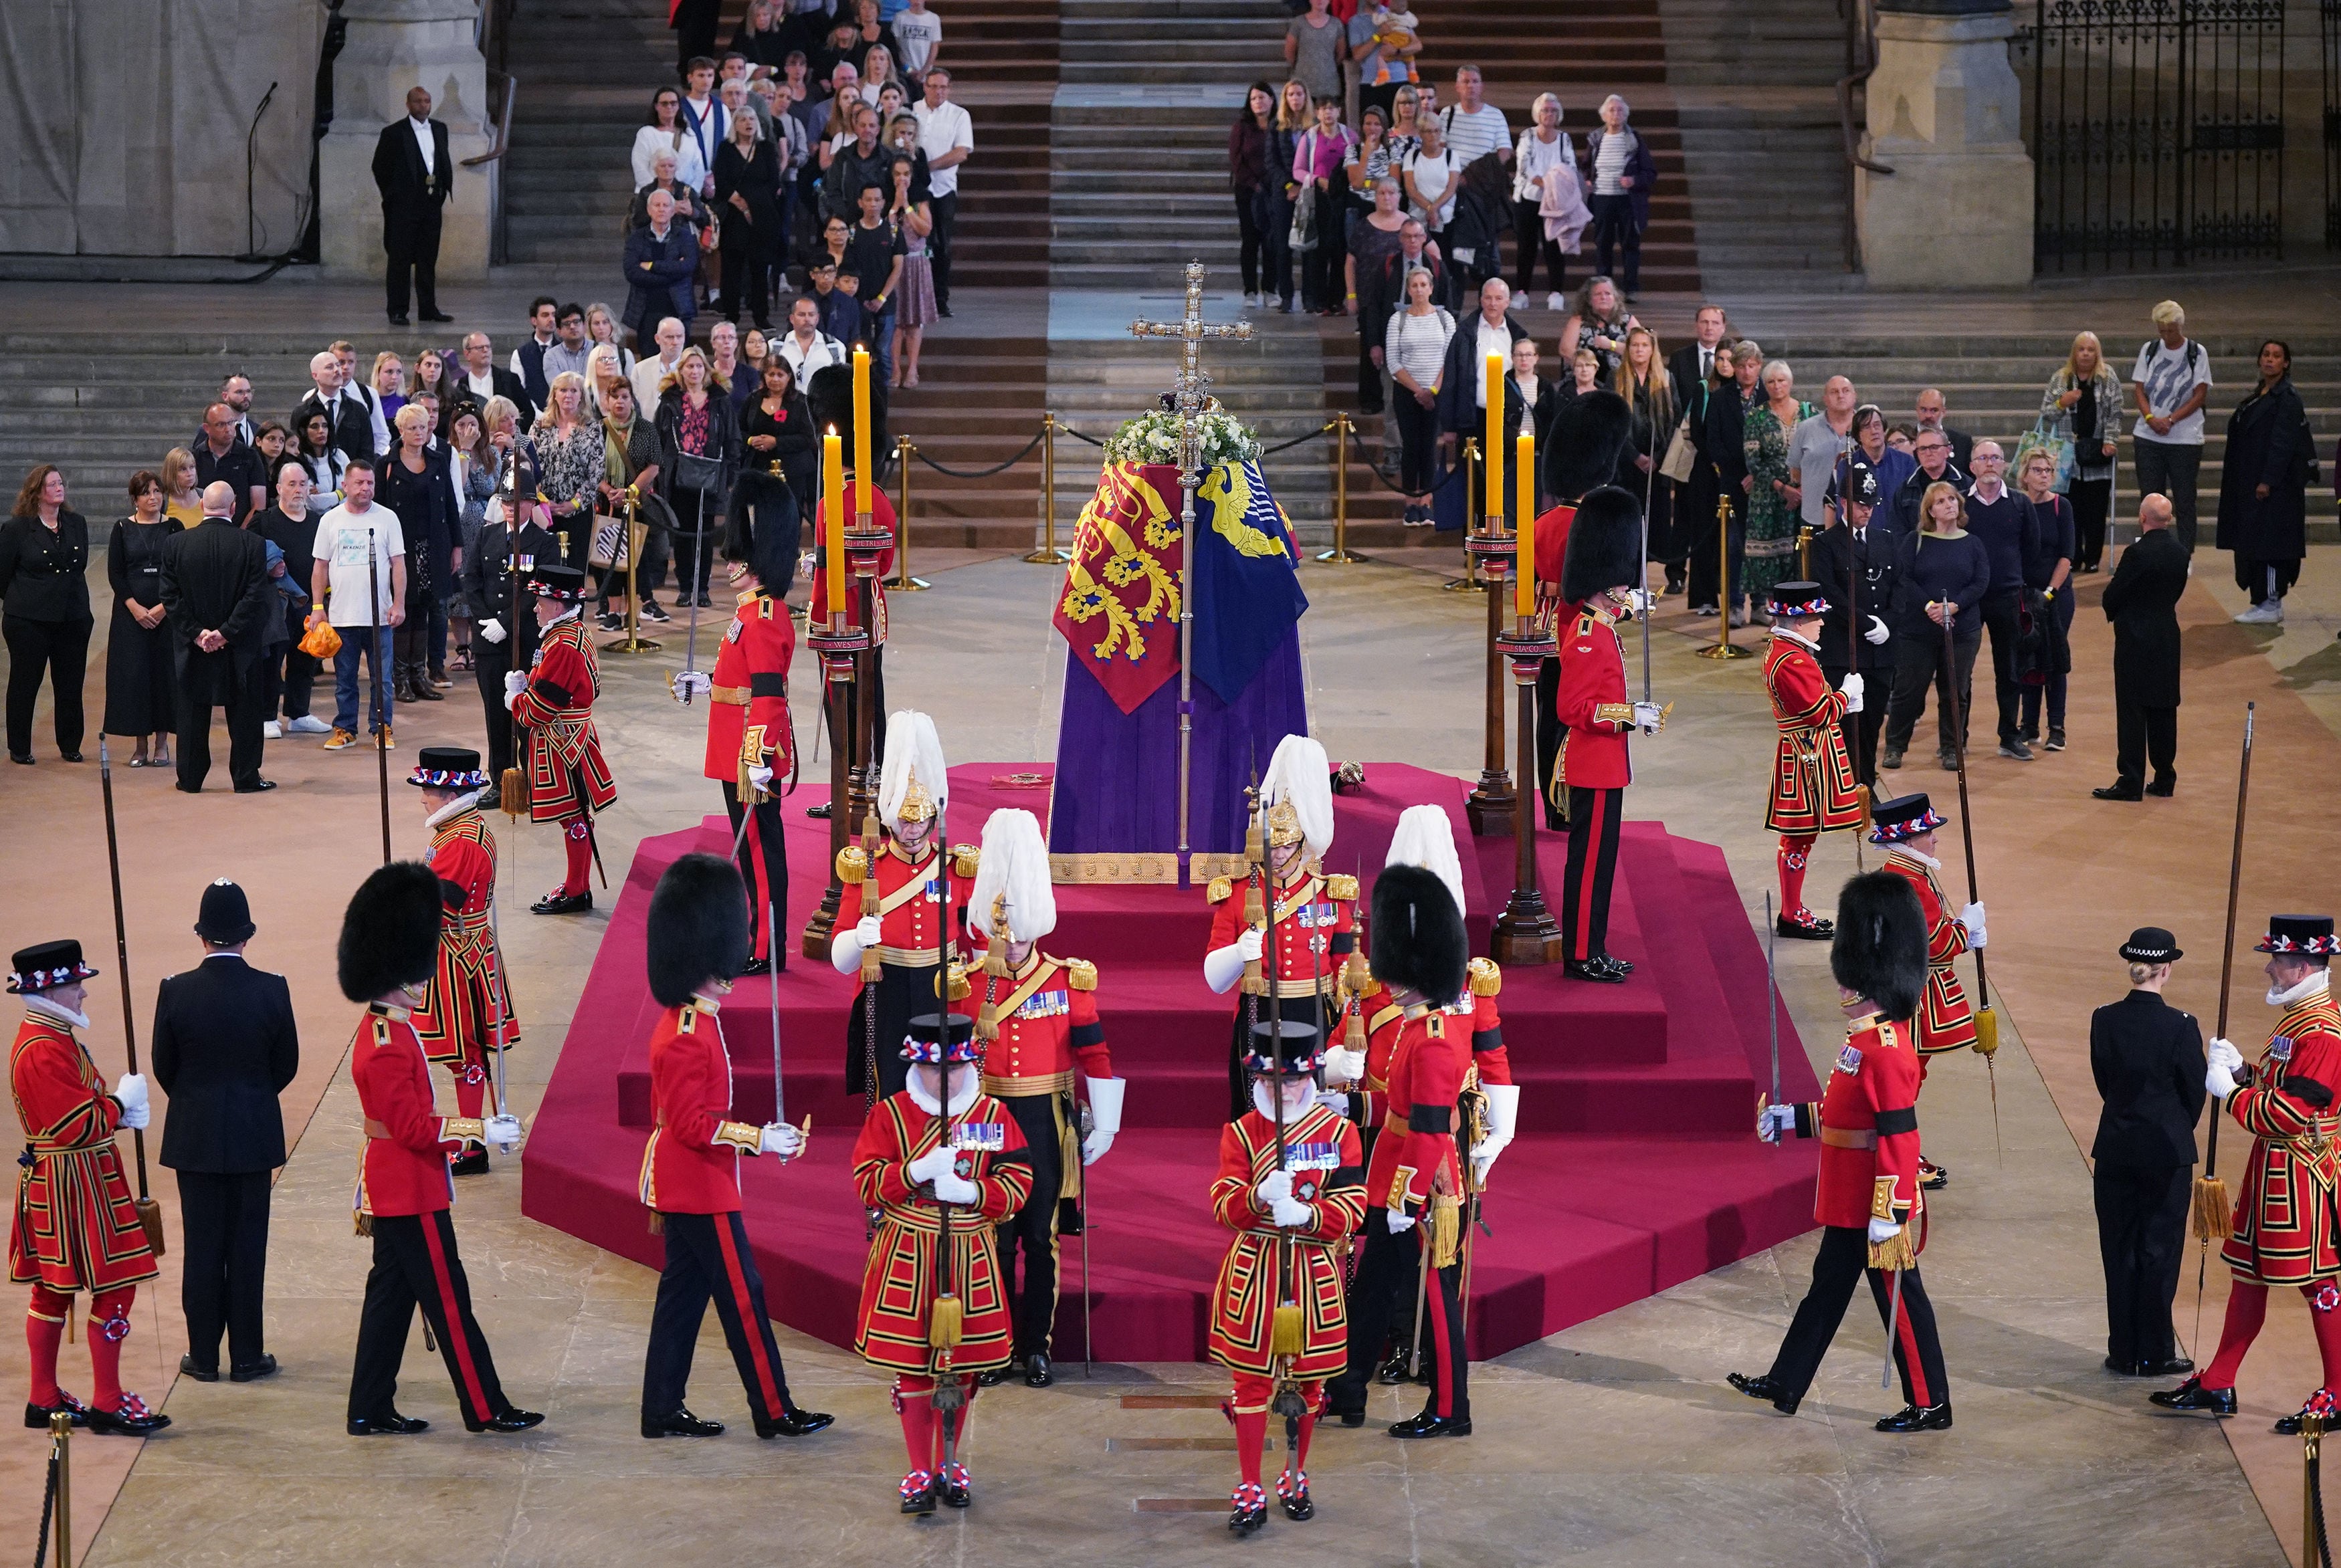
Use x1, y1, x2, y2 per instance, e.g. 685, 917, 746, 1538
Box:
1385, 306, 1455, 390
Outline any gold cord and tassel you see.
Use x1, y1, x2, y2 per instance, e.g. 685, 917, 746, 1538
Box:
1972, 1005, 2000, 1058
1867, 1228, 1918, 1272
498, 767, 526, 819
928, 1292, 964, 1349
1270, 1301, 1305, 1358
1430, 1193, 1462, 1269
2191, 1173, 2235, 1242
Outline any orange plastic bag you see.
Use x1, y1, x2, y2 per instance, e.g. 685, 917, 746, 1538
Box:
298, 617, 342, 659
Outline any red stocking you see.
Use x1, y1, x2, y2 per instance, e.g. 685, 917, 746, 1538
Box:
894, 1375, 936, 1476
88, 1287, 135, 1409
1231, 1372, 1271, 1489
2201, 1279, 2269, 1391
1777, 834, 1815, 921
562, 818, 592, 897
25, 1286, 69, 1407
2307, 1281, 2341, 1390
1290, 1379, 1322, 1475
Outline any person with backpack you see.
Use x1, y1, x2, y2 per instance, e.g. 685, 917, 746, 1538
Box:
2129, 300, 2213, 551
1582, 96, 1657, 304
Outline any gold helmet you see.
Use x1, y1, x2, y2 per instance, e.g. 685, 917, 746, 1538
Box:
1265, 799, 1304, 849
896, 775, 935, 824
878, 710, 948, 836
1260, 734, 1333, 861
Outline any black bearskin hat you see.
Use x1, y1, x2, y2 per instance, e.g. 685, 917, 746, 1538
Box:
646, 852, 751, 1008
1560, 484, 1644, 604
1369, 865, 1469, 1011
338, 862, 444, 1003
1544, 389, 1631, 502
807, 364, 855, 451
1829, 872, 1929, 1024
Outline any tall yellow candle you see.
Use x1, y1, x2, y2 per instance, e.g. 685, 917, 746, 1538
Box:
851, 346, 873, 514
1515, 431, 1536, 617
823, 427, 845, 623
1483, 352, 1505, 526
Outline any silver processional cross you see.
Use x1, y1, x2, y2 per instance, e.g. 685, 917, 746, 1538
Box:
1127, 261, 1253, 888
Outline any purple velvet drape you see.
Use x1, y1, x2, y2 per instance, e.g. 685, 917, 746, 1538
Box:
1049, 633, 1306, 864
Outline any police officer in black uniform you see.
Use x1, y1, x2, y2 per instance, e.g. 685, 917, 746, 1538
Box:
2088, 926, 2205, 1377
1813, 458, 1900, 789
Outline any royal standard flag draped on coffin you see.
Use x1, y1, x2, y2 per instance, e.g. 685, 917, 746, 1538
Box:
1052, 459, 1307, 714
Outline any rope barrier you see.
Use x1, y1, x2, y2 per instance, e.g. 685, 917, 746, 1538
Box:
1059, 425, 1107, 447
910, 427, 1049, 479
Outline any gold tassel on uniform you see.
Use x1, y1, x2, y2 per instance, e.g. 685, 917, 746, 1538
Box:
1270, 1301, 1305, 1358
928, 1293, 964, 1349
1430, 1193, 1462, 1268
2191, 1174, 2235, 1242
354, 1213, 373, 1238
1867, 1228, 1918, 1272
1972, 1006, 1999, 1058
647, 1211, 665, 1236
498, 766, 526, 818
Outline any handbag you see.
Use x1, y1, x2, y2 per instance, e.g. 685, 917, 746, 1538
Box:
587, 512, 628, 570
2013, 415, 2074, 494
676, 451, 725, 495
1659, 412, 1697, 483
1289, 179, 1318, 253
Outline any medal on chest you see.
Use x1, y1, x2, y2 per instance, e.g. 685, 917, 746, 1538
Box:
2271, 1034, 2297, 1063
1836, 1043, 1863, 1076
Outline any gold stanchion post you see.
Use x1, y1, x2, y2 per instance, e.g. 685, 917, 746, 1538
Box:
892, 435, 930, 590
50, 1410, 72, 1567
603, 495, 661, 653
1441, 437, 1485, 592
1026, 412, 1068, 564
2306, 1413, 2325, 1567
1696, 495, 1752, 661
1318, 411, 1360, 564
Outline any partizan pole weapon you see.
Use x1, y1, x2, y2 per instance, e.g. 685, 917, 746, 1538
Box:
96, 738, 165, 1258
1937, 617, 2001, 1164
369, 527, 391, 864
2190, 702, 2255, 1349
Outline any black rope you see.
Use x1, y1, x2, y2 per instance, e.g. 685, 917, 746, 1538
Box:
910, 427, 1048, 479
1059, 425, 1107, 447
1362, 455, 1469, 500
1257, 426, 1330, 456
32, 1450, 57, 1568
2316, 1434, 2334, 1568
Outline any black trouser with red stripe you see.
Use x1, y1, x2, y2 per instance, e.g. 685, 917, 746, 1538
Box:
1765, 1224, 1947, 1410
724, 780, 789, 966
995, 1091, 1070, 1359
1328, 1208, 1467, 1421
1562, 784, 1623, 963
349, 1210, 512, 1426
643, 1210, 797, 1424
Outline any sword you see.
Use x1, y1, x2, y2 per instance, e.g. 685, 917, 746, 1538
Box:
1079, 1103, 1093, 1380
488, 817, 511, 1122
1764, 891, 1780, 1137
1881, 1265, 1904, 1391
96, 738, 165, 1258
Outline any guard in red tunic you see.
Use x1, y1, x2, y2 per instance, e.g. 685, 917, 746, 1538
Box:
1531, 390, 1631, 829
340, 863, 541, 1437
962, 808, 1122, 1388
1550, 485, 1664, 983
1327, 807, 1518, 1436
1203, 734, 1358, 1119
407, 746, 516, 1177
851, 1012, 1035, 1513
9, 939, 167, 1436
1211, 1020, 1365, 1535
1762, 581, 1866, 939
637, 852, 834, 1441
2154, 914, 2341, 1432
831, 711, 978, 1104
806, 362, 896, 787
1870, 791, 1987, 1193
672, 508, 797, 974
1730, 871, 1952, 1432
505, 562, 616, 916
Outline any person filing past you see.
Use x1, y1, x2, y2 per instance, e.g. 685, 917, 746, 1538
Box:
159, 481, 276, 794
152, 881, 298, 1383
2088, 927, 2203, 1378
2093, 493, 2189, 802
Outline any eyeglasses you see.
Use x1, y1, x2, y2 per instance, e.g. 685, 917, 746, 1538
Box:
1916, 442, 1948, 455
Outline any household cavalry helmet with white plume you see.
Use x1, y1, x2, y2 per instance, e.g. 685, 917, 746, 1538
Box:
878, 709, 949, 836
1259, 733, 1334, 859
966, 809, 1056, 947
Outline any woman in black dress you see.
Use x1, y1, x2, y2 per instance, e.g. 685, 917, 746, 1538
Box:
102, 470, 181, 766
734, 356, 813, 588
0, 465, 94, 764
377, 404, 455, 705
714, 109, 786, 330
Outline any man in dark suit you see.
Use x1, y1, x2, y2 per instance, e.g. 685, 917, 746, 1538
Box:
1914, 388, 1974, 475
2094, 493, 2189, 800
1667, 303, 1729, 415
2089, 926, 2204, 1377
372, 85, 456, 326
152, 879, 299, 1382
159, 483, 276, 794
293, 351, 378, 469
439, 332, 535, 431
1811, 460, 1900, 787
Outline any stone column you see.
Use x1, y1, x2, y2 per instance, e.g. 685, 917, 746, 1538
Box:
318, 0, 492, 287
1855, 0, 2033, 288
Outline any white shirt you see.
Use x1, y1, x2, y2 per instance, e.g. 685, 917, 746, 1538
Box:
408, 116, 435, 179
1472, 316, 1510, 408
682, 94, 724, 175
341, 382, 391, 457
1440, 103, 1510, 166
630, 125, 708, 191
2131, 338, 2212, 445
465, 368, 497, 404
780, 331, 849, 380
1512, 128, 1572, 204
894, 7, 942, 73
1403, 146, 1454, 227
1592, 130, 1630, 195
631, 352, 684, 415
914, 98, 973, 199
314, 502, 407, 628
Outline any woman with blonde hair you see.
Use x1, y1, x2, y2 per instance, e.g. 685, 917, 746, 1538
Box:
527, 371, 604, 570
372, 352, 409, 424
1883, 477, 1991, 771
160, 447, 203, 527
2039, 329, 2125, 572
585, 303, 637, 378
1263, 78, 1311, 312
655, 346, 739, 608
1615, 323, 1675, 554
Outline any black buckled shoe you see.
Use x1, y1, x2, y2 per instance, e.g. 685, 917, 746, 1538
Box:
975, 1365, 1011, 1388
1276, 1468, 1314, 1521
1776, 912, 1834, 941
179, 1355, 220, 1383
530, 889, 593, 916
24, 1393, 89, 1430
1564, 957, 1627, 985
86, 1393, 171, 1436
2138, 1356, 2196, 1378
740, 956, 773, 977
1228, 1482, 1267, 1536
1375, 1349, 1413, 1386
1873, 1402, 1952, 1433
807, 802, 832, 820
229, 1355, 279, 1383
465, 1406, 546, 1434
2148, 1377, 2235, 1416
642, 1406, 724, 1438
938, 1460, 972, 1508
1918, 1159, 1948, 1190
754, 1406, 833, 1438
900, 1468, 938, 1515
1726, 1371, 1799, 1416
1386, 1410, 1471, 1439
346, 1410, 429, 1436
1023, 1353, 1053, 1388
1597, 951, 1635, 975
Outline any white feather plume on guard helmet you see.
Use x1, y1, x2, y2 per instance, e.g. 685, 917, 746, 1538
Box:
1385, 803, 1465, 920
1260, 733, 1333, 861
966, 808, 1056, 943
877, 710, 949, 836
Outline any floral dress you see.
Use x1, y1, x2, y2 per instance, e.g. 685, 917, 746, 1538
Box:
1742, 397, 1813, 604
527, 421, 605, 569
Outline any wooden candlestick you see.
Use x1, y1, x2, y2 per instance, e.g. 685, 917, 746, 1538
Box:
1492, 617, 1562, 963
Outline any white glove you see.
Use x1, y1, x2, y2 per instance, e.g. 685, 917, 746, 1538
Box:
1081, 1077, 1124, 1165
484, 1113, 524, 1153
1959, 901, 1987, 949
1385, 1205, 1416, 1235
2209, 1037, 2244, 1075
112, 1072, 150, 1130
1321, 1045, 1366, 1087
1202, 935, 1256, 994
1838, 671, 1864, 713
2207, 1037, 2245, 1099
1270, 1195, 1314, 1229
748, 764, 775, 792
932, 1169, 979, 1206
1758, 1103, 1797, 1143
479, 617, 507, 645
1621, 587, 1653, 619
1471, 1082, 1520, 1184
906, 1144, 954, 1184
1867, 1216, 1903, 1246
1315, 1089, 1351, 1116
759, 1122, 803, 1159
502, 669, 528, 710
1236, 926, 1265, 962
670, 669, 710, 701
1632, 700, 1665, 734
1864, 614, 1890, 646
1255, 1169, 1294, 1206
830, 914, 884, 976
855, 915, 882, 946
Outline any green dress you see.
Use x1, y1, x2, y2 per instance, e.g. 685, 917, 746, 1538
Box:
1742, 399, 1813, 604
